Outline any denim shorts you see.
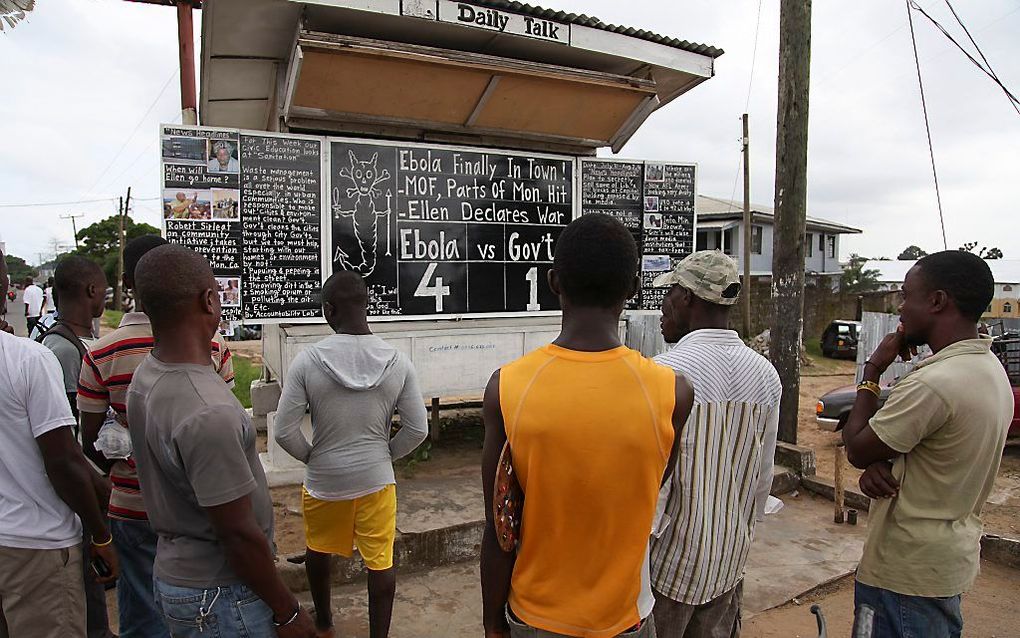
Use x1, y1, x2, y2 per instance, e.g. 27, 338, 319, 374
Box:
854, 580, 962, 638
153, 579, 275, 638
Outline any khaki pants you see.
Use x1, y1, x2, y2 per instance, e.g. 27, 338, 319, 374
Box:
0, 544, 86, 638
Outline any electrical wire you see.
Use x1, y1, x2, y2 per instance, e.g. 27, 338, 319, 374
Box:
909, 1, 1020, 115
78, 69, 178, 201
942, 0, 1020, 115
905, 0, 948, 250
744, 0, 764, 113
0, 197, 116, 208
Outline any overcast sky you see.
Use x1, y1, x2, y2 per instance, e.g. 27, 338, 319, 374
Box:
1, 0, 1018, 264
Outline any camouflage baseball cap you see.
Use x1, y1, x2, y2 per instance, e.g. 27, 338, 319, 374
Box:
651, 250, 741, 305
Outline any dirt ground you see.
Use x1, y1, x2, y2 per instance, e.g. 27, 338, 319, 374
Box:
744, 560, 1019, 638
797, 361, 1020, 539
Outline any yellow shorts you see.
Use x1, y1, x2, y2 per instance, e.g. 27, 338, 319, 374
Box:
302, 484, 396, 571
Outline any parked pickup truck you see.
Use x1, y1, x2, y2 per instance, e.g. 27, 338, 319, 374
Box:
816, 380, 1020, 437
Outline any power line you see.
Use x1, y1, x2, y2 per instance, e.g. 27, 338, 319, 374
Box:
939, 0, 1019, 115
78, 69, 178, 201
0, 197, 116, 208
744, 0, 765, 112
905, 0, 948, 250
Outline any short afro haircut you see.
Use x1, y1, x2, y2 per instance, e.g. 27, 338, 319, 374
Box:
124, 235, 169, 286
322, 270, 368, 310
915, 250, 994, 322
553, 213, 638, 308
54, 255, 105, 300
135, 244, 215, 324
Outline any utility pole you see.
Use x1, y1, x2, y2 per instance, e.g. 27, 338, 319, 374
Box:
60, 213, 84, 250
771, 0, 812, 444
741, 114, 752, 338
115, 188, 131, 311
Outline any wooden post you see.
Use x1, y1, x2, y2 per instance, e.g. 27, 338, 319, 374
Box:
429, 397, 442, 442
176, 1, 198, 125
834, 444, 846, 524
741, 113, 752, 338
770, 0, 813, 444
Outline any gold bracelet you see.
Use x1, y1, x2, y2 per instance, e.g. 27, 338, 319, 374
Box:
857, 381, 881, 398
91, 534, 113, 547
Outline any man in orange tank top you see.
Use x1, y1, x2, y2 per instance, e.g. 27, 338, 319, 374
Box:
480, 214, 695, 638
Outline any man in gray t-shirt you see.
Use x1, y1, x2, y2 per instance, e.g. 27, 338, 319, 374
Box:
127, 244, 314, 638
128, 357, 274, 585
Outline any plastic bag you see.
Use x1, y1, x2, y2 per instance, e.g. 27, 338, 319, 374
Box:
94, 411, 132, 459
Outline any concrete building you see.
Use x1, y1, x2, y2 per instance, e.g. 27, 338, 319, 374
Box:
863, 258, 1020, 319
696, 195, 861, 276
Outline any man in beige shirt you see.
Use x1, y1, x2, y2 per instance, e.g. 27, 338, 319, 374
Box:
842, 250, 1014, 638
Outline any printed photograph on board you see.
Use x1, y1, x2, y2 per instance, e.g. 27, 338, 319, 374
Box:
163, 189, 212, 220
218, 321, 235, 338
211, 188, 240, 220
644, 162, 665, 182
216, 277, 241, 307
161, 135, 208, 164
207, 139, 240, 173
644, 213, 663, 230
644, 195, 659, 212
642, 254, 672, 272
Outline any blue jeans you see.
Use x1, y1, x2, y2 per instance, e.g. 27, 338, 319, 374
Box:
110, 519, 171, 638
153, 579, 275, 638
854, 580, 963, 638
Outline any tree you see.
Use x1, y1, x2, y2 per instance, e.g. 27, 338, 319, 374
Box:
841, 254, 882, 294
959, 242, 1004, 260
4, 253, 37, 283
74, 215, 160, 286
897, 245, 927, 260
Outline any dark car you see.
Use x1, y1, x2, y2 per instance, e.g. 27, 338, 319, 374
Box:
815, 380, 894, 432
820, 320, 861, 359
816, 359, 1020, 438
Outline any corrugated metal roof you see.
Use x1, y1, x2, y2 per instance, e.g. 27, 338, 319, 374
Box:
466, 1, 724, 58
865, 259, 1020, 284
697, 195, 863, 234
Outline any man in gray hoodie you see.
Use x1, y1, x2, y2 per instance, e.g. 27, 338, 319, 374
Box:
274, 271, 428, 638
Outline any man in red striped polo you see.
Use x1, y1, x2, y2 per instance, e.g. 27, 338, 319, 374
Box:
77, 235, 234, 638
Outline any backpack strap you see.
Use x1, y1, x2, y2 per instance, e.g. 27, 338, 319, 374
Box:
36, 321, 89, 362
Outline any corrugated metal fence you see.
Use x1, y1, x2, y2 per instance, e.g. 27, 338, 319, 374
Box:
855, 312, 931, 384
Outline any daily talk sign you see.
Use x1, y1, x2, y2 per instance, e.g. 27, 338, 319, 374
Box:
434, 1, 570, 44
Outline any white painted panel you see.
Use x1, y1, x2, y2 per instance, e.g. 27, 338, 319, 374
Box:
206, 59, 277, 101
266, 411, 311, 469
523, 329, 559, 352
411, 331, 525, 395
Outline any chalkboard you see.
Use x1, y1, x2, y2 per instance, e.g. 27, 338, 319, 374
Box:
640, 162, 696, 311
579, 159, 697, 310
579, 159, 643, 309
161, 127, 243, 322
239, 133, 323, 320
328, 139, 573, 317
160, 125, 324, 324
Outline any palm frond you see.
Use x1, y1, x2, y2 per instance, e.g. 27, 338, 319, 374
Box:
0, 0, 36, 32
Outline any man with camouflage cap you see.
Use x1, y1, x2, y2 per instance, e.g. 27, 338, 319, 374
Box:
649, 251, 782, 638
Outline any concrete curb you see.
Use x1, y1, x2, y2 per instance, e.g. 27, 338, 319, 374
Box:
276, 467, 802, 593
775, 442, 816, 477
980, 534, 1020, 569
800, 475, 871, 513
278, 521, 485, 592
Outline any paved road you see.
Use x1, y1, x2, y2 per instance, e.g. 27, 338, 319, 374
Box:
3, 289, 28, 337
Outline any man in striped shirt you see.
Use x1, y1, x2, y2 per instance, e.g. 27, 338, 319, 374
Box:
649, 251, 781, 638
77, 235, 235, 638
